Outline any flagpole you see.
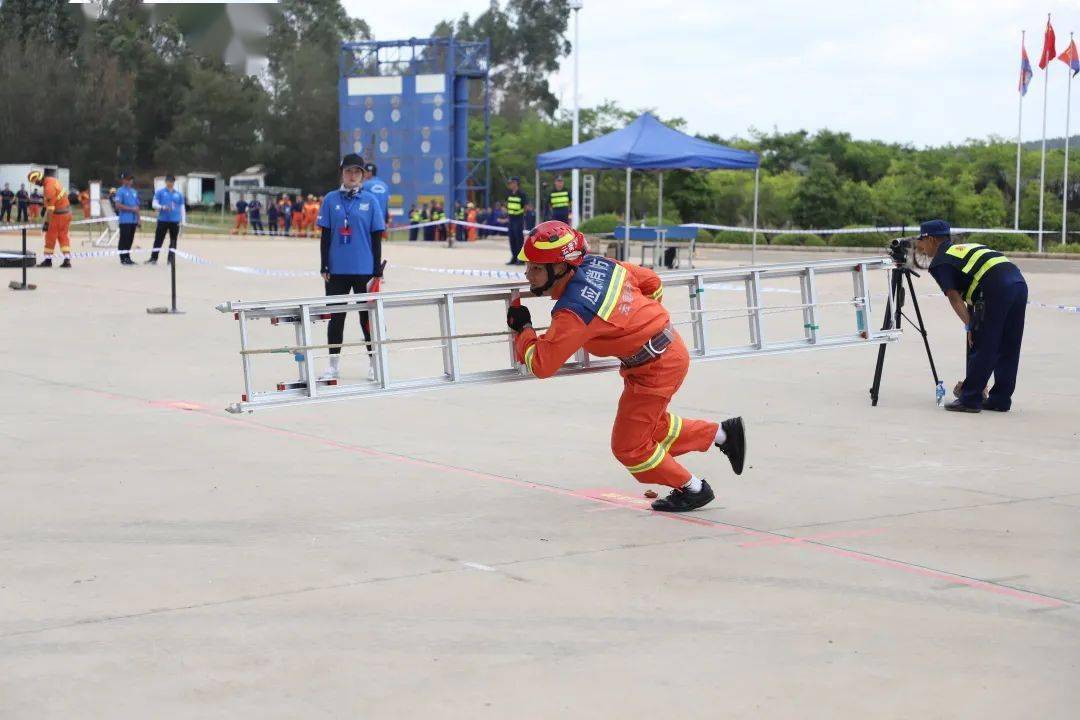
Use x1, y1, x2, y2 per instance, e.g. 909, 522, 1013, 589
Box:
1063, 34, 1074, 246
1038, 16, 1051, 253
1015, 31, 1026, 231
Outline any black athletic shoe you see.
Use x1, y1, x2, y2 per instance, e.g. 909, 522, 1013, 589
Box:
144, 258, 157, 265
37, 258, 52, 267
651, 479, 715, 512
982, 402, 1010, 412
60, 258, 71, 268
945, 399, 980, 413
715, 416, 746, 475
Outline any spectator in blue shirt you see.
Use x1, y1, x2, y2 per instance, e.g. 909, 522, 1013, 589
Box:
362, 163, 391, 227
147, 174, 185, 264
317, 153, 387, 382
267, 199, 279, 236
248, 198, 263, 235
113, 171, 141, 265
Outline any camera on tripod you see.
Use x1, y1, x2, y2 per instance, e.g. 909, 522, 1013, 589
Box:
889, 236, 916, 268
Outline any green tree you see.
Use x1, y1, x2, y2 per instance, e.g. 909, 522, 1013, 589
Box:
792, 157, 843, 228
264, 0, 370, 192
155, 62, 269, 177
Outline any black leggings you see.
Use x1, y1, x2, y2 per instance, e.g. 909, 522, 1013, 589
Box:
151, 221, 179, 262
325, 274, 374, 355
0, 205, 10, 222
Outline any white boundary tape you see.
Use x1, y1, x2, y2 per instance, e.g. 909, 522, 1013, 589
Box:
681, 223, 1058, 237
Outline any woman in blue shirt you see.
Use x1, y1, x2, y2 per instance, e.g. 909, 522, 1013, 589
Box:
147, 174, 185, 265
317, 153, 387, 381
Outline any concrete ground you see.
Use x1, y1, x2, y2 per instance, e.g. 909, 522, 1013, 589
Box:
2, 231, 1078, 719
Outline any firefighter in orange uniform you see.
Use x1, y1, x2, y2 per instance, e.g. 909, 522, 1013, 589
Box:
30, 169, 74, 268
303, 195, 320, 237
507, 221, 746, 512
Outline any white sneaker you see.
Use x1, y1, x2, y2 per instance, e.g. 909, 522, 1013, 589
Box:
318, 367, 339, 381
367, 366, 376, 382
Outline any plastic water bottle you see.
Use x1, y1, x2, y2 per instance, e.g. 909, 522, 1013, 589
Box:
935, 381, 946, 406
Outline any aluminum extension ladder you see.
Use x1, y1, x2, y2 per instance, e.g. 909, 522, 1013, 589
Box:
217, 256, 900, 413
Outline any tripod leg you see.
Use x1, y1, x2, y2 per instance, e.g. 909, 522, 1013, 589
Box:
904, 272, 942, 386
869, 270, 901, 406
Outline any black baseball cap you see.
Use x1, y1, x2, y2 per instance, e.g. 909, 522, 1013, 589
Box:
340, 153, 365, 169
119, 170, 133, 180
509, 176, 520, 183
364, 162, 377, 175
165, 174, 176, 182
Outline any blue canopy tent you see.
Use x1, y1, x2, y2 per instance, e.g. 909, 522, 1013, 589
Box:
536, 113, 762, 261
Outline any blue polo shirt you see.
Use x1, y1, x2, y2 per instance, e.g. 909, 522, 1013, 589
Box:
362, 176, 390, 220
154, 187, 184, 222
318, 188, 386, 275
114, 185, 140, 225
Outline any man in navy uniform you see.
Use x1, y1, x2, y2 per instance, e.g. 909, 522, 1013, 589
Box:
318, 153, 387, 382
916, 219, 1028, 413
505, 177, 527, 265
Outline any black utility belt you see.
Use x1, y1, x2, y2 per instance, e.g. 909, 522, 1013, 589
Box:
621, 326, 674, 368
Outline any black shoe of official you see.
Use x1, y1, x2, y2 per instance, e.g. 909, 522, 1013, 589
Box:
945, 399, 980, 413
982, 401, 1010, 412
715, 416, 746, 475
651, 480, 715, 512
144, 258, 157, 265
60, 258, 71, 268
37, 258, 52, 267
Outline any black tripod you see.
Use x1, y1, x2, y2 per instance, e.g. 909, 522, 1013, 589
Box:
869, 264, 943, 406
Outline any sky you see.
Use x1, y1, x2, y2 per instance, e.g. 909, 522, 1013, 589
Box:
345, 0, 1080, 148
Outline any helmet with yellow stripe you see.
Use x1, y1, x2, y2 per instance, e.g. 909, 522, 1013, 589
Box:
27, 169, 44, 186
518, 220, 589, 266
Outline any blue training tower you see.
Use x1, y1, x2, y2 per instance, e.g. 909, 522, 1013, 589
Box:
338, 37, 491, 222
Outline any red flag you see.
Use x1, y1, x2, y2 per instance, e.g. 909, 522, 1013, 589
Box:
1059, 38, 1080, 77
1039, 17, 1057, 69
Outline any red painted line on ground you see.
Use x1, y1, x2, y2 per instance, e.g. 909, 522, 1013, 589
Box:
738, 528, 886, 549
49, 381, 1071, 611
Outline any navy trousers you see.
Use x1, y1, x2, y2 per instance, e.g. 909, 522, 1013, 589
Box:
962, 280, 1027, 409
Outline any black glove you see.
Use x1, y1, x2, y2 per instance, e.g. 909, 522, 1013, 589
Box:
507, 304, 532, 333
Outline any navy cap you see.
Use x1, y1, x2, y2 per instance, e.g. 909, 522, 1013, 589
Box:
119, 170, 133, 180
165, 174, 175, 182
919, 219, 951, 238
364, 162, 377, 175
340, 153, 365, 169
509, 176, 520, 183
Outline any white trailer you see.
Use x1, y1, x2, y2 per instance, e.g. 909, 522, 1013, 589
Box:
0, 163, 71, 198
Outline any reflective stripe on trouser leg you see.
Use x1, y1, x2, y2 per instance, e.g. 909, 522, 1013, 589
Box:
655, 412, 719, 458
611, 382, 692, 489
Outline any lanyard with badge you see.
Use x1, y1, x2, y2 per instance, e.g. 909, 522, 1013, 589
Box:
339, 189, 358, 244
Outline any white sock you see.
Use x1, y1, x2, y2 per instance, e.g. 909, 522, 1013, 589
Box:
328, 354, 341, 371
714, 426, 727, 446
682, 475, 703, 493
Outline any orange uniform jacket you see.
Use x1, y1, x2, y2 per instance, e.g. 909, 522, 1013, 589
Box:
43, 177, 70, 213
513, 258, 666, 377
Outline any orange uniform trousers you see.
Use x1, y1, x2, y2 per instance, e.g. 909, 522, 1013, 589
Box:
612, 333, 719, 488
44, 212, 72, 253
232, 213, 248, 234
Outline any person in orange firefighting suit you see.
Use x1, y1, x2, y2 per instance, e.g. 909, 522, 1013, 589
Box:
29, 169, 73, 268
506, 221, 746, 512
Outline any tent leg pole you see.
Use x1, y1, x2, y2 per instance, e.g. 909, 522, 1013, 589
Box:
658, 171, 663, 228
751, 166, 760, 266
624, 168, 632, 261
535, 167, 540, 225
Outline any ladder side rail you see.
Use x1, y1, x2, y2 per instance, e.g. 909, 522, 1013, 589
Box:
442, 295, 461, 381
749, 271, 765, 350
803, 267, 820, 345
238, 310, 255, 402
299, 305, 318, 398
372, 298, 391, 388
